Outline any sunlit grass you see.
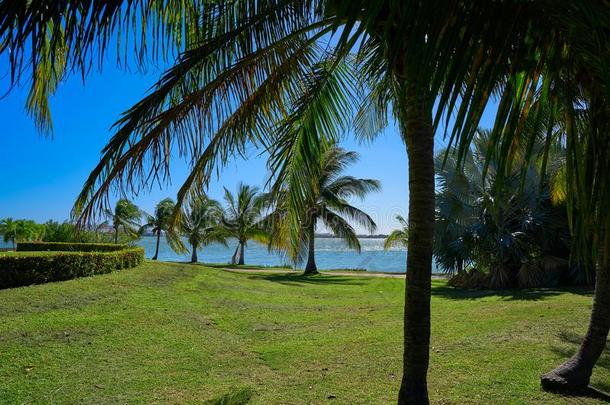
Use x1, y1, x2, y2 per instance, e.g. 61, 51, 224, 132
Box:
0, 261, 606, 404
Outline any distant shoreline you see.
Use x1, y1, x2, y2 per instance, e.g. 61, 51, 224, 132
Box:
314, 233, 388, 239
138, 233, 390, 238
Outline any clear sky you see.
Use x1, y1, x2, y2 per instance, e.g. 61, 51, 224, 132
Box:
0, 56, 496, 234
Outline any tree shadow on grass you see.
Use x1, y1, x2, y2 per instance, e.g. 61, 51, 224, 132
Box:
547, 330, 610, 398
245, 272, 365, 287
431, 285, 593, 301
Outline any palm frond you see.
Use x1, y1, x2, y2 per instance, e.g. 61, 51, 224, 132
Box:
384, 230, 408, 250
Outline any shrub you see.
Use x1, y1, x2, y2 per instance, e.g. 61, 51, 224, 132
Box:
0, 247, 144, 289
17, 242, 128, 252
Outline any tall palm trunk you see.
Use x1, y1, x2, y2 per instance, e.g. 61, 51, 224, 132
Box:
191, 244, 198, 263
541, 254, 610, 391
231, 243, 239, 265
304, 223, 318, 275
397, 80, 435, 405
152, 229, 161, 260
237, 241, 245, 265
114, 226, 119, 244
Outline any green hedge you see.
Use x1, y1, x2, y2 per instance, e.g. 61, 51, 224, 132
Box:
17, 242, 128, 252
0, 247, 144, 289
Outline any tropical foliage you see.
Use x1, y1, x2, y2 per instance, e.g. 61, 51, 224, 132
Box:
2, 0, 609, 400
0, 218, 45, 248
101, 199, 142, 244
222, 184, 268, 265
180, 196, 227, 263
434, 131, 574, 288
384, 215, 409, 250
140, 198, 179, 260
269, 145, 379, 274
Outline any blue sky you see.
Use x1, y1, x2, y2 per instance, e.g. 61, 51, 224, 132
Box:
0, 57, 496, 234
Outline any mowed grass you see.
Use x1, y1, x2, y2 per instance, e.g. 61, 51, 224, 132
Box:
0, 262, 607, 404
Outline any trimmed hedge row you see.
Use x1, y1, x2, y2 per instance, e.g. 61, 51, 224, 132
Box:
17, 242, 128, 252
0, 247, 144, 289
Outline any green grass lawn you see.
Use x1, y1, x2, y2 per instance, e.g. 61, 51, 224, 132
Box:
0, 262, 606, 404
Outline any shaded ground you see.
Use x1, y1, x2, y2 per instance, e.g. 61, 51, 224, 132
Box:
221, 266, 408, 278
0, 261, 606, 404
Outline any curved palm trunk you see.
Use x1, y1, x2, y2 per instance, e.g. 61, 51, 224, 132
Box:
231, 243, 239, 265
191, 244, 198, 263
152, 229, 161, 260
396, 81, 435, 405
237, 242, 245, 265
541, 255, 610, 391
114, 228, 119, 244
304, 224, 318, 275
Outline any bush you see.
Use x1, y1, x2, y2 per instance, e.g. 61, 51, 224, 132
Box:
17, 242, 128, 252
0, 247, 144, 289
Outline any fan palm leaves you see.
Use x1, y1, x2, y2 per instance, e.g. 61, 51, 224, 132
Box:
269, 145, 379, 274
140, 198, 181, 260
181, 196, 227, 263
222, 184, 268, 265
384, 215, 409, 250
435, 130, 571, 285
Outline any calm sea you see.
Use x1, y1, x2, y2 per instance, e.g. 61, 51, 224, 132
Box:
138, 236, 413, 273
1, 236, 443, 273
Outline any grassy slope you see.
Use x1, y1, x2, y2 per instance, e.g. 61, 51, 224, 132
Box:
0, 262, 607, 404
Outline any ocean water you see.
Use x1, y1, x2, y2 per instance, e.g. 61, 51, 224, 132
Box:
0, 237, 443, 273
138, 236, 412, 273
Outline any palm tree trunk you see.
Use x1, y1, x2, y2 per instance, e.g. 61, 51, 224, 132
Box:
304, 224, 318, 275
191, 243, 198, 263
237, 242, 245, 265
152, 229, 160, 260
231, 243, 239, 265
396, 80, 435, 405
114, 228, 119, 244
541, 255, 610, 391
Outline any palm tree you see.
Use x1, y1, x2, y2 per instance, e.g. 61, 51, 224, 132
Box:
222, 184, 268, 265
434, 130, 572, 287
140, 198, 178, 260
0, 218, 17, 248
5, 1, 608, 400
271, 145, 379, 274
67, 4, 588, 402
181, 196, 227, 263
102, 199, 141, 244
0, 218, 45, 248
384, 215, 409, 251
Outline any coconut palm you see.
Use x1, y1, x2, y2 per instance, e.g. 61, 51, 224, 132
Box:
384, 215, 409, 251
271, 145, 379, 274
101, 199, 141, 244
181, 196, 227, 263
222, 184, 268, 265
5, 1, 608, 400
140, 198, 179, 260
